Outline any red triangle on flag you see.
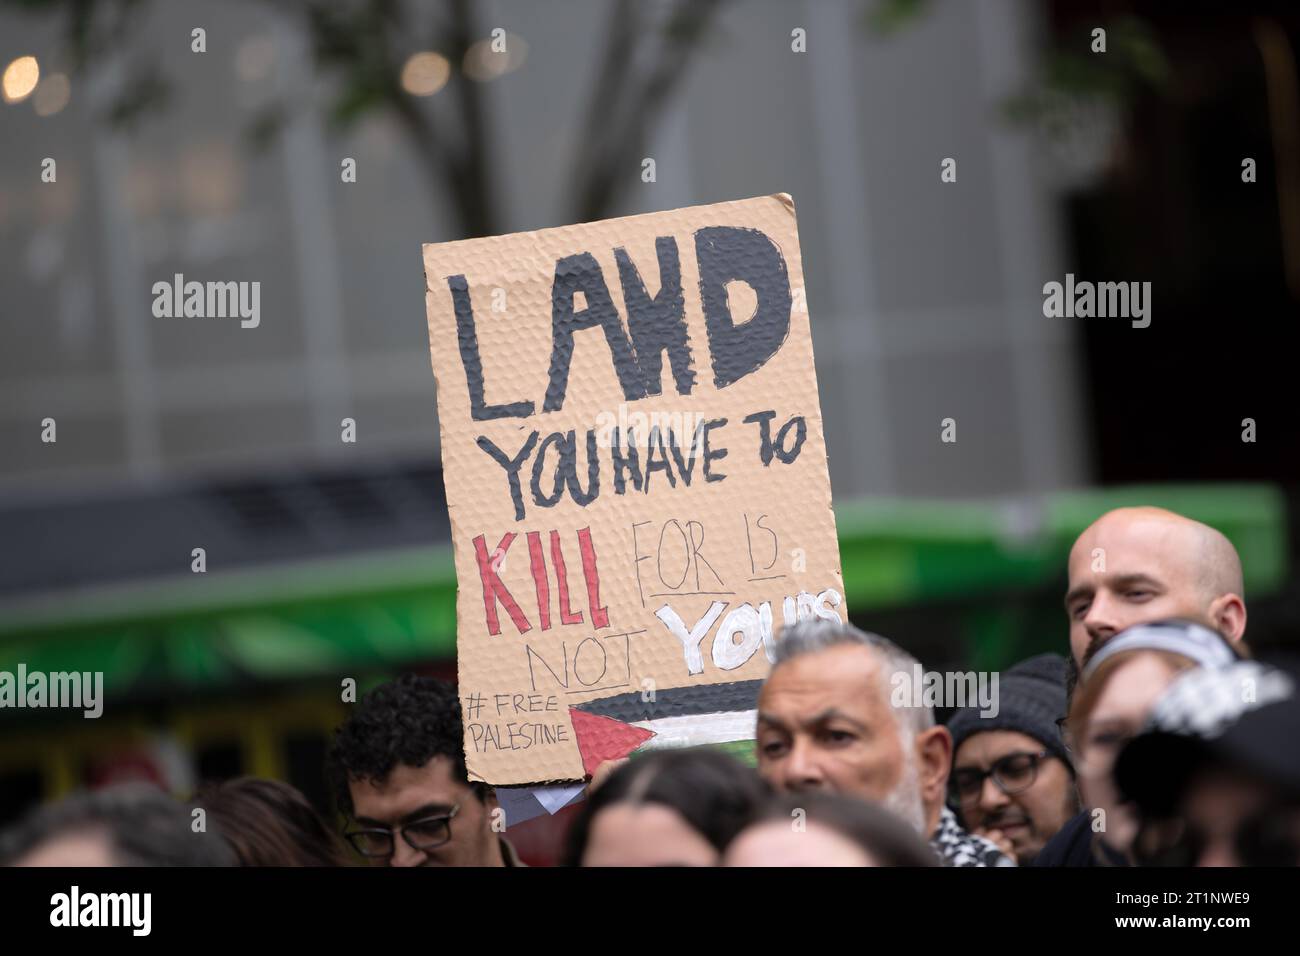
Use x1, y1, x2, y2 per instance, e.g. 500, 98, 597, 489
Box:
568, 707, 656, 777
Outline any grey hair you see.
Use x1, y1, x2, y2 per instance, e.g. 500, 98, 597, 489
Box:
772, 619, 935, 737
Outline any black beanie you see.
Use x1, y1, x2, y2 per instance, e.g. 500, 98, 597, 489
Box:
946, 653, 1071, 771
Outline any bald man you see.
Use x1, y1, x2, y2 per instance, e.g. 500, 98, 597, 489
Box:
1064, 506, 1246, 668
1034, 508, 1247, 866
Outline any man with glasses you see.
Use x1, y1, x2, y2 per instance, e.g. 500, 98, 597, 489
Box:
946, 654, 1079, 865
327, 673, 524, 867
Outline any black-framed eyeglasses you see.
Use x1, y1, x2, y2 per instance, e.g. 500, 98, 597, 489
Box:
949, 751, 1050, 805
343, 804, 461, 859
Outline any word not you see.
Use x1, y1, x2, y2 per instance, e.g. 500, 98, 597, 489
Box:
525, 630, 634, 693
50, 886, 151, 936
448, 226, 793, 421
1042, 273, 1151, 328
0, 664, 102, 718
889, 665, 999, 718
474, 527, 607, 636
151, 273, 261, 328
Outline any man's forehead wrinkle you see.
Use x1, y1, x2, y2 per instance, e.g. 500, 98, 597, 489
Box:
767, 642, 919, 742
1086, 568, 1169, 588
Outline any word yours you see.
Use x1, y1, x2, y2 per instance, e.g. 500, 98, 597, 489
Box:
656, 588, 843, 675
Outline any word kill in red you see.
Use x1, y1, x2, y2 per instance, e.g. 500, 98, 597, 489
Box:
473, 527, 609, 636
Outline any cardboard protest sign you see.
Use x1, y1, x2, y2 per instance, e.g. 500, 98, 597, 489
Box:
422, 194, 844, 786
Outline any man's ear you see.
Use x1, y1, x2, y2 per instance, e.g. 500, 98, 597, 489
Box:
1208, 593, 1247, 643
916, 724, 953, 803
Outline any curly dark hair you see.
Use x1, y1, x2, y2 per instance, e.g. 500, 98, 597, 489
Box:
326, 673, 483, 815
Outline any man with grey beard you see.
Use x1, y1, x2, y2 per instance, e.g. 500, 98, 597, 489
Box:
755, 620, 1011, 866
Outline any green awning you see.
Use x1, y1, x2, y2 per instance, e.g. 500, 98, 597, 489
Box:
0, 485, 1286, 696
837, 484, 1287, 606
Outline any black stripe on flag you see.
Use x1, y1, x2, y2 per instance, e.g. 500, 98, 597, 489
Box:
573, 679, 762, 722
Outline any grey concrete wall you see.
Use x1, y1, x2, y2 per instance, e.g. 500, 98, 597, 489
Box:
0, 0, 1087, 500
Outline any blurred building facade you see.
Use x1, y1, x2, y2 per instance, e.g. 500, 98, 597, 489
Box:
0, 0, 1086, 500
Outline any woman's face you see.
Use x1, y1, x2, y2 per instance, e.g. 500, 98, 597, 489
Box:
581, 803, 718, 867
1075, 653, 1184, 854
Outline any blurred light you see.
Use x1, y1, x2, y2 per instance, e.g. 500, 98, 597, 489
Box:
401, 51, 450, 96
2, 55, 40, 103
463, 34, 527, 82
235, 34, 276, 83
181, 143, 242, 216
33, 72, 70, 117
360, 114, 399, 162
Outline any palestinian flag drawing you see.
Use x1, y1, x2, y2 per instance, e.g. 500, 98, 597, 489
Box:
568, 679, 761, 774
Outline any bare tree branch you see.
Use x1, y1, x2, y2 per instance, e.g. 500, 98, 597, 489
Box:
572, 0, 727, 222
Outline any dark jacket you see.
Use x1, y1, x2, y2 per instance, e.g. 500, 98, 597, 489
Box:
1032, 809, 1129, 867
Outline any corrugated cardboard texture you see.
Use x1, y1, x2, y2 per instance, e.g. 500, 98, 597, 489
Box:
423, 194, 843, 785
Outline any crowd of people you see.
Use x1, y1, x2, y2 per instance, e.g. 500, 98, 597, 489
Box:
2, 506, 1297, 867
